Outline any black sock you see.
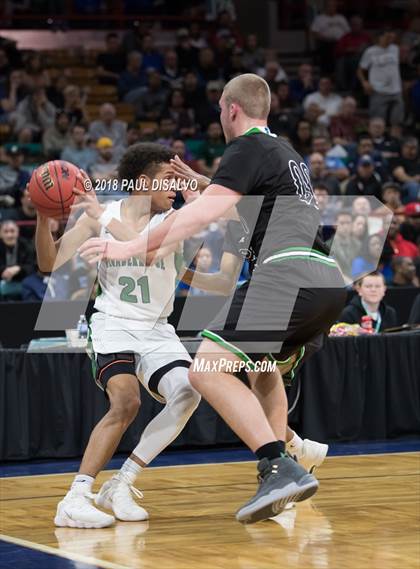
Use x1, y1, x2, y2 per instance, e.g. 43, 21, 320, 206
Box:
255, 441, 286, 461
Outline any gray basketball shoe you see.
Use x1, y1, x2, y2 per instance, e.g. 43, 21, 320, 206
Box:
236, 454, 319, 524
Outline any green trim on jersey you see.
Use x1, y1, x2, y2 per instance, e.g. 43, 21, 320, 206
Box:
267, 345, 306, 384
200, 329, 256, 370
243, 126, 277, 138
263, 247, 337, 268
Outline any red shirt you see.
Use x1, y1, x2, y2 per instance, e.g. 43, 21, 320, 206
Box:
335, 32, 371, 57
390, 233, 419, 258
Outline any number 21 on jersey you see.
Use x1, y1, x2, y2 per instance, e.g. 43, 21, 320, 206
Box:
119, 276, 150, 304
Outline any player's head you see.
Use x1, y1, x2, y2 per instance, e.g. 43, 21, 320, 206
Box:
118, 142, 175, 212
219, 73, 271, 142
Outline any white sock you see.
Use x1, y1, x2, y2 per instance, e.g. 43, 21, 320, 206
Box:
118, 457, 143, 485
71, 474, 95, 493
286, 431, 304, 456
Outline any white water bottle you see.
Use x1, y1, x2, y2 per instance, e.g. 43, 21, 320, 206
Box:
77, 315, 88, 339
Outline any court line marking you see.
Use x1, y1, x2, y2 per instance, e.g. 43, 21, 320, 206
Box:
1, 451, 419, 480
0, 533, 132, 569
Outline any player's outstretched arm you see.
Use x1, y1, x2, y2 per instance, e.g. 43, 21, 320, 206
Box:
179, 252, 242, 295
79, 184, 241, 263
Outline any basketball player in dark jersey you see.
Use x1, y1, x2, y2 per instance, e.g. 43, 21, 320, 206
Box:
80, 73, 346, 524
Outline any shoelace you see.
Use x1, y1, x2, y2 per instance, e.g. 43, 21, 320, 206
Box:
114, 473, 144, 501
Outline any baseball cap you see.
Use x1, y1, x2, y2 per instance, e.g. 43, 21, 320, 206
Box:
7, 145, 23, 156
358, 154, 374, 167
96, 137, 113, 149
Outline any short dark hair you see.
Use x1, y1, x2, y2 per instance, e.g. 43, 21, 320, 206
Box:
336, 210, 353, 220
118, 142, 174, 185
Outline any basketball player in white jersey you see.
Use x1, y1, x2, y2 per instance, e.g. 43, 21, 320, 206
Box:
35, 143, 201, 528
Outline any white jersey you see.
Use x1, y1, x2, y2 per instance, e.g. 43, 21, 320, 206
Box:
94, 200, 179, 323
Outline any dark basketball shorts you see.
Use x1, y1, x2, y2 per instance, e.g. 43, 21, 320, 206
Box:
201, 258, 346, 371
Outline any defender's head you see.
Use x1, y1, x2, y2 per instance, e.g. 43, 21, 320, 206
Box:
219, 73, 271, 143
118, 142, 176, 213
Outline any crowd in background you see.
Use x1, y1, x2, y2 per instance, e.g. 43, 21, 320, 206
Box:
0, 1, 419, 311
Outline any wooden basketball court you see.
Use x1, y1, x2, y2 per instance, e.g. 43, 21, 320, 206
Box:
0, 452, 419, 569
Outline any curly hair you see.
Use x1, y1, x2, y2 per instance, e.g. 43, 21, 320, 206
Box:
118, 143, 174, 189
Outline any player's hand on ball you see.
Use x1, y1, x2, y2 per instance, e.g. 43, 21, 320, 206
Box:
71, 171, 104, 220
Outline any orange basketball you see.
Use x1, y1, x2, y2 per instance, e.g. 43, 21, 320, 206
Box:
28, 160, 84, 219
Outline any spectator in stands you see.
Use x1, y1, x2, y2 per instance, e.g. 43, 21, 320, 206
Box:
88, 103, 127, 148
189, 22, 207, 50
388, 216, 419, 259
0, 145, 30, 208
351, 234, 384, 279
335, 15, 371, 91
347, 134, 386, 176
127, 70, 169, 121
276, 81, 297, 113
195, 80, 223, 131
391, 256, 419, 287
314, 184, 339, 234
183, 71, 205, 113
196, 47, 220, 84
308, 152, 340, 195
399, 203, 420, 247
345, 155, 383, 201
7, 187, 36, 240
21, 265, 70, 301
118, 51, 147, 99
339, 271, 397, 331
0, 69, 23, 122
196, 122, 225, 176
352, 213, 369, 246
259, 60, 287, 91
122, 21, 149, 53
62, 85, 88, 125
368, 116, 400, 160
126, 122, 142, 147
389, 137, 420, 204
289, 63, 317, 104
162, 49, 181, 87
224, 47, 248, 81
89, 137, 118, 182
375, 181, 403, 216
303, 76, 343, 127
155, 116, 177, 147
330, 96, 365, 144
357, 29, 404, 125
328, 211, 361, 280
176, 29, 199, 72
291, 119, 313, 156
411, 62, 420, 123
141, 34, 164, 72
11, 87, 56, 142
42, 110, 72, 159
268, 93, 291, 136
165, 89, 196, 138
179, 247, 215, 297
61, 124, 96, 172
310, 0, 350, 74
311, 135, 349, 181
96, 32, 126, 85
352, 196, 372, 217
242, 33, 265, 72
0, 220, 34, 300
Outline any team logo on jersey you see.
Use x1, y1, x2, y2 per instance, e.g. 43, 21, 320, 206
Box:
288, 160, 318, 208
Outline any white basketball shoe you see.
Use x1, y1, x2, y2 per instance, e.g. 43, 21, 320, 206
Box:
95, 474, 149, 522
54, 486, 115, 528
288, 438, 329, 473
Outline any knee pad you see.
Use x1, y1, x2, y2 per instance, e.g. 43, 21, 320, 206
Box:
158, 366, 201, 416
